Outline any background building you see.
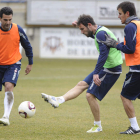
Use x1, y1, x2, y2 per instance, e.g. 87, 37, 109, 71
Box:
0, 0, 138, 59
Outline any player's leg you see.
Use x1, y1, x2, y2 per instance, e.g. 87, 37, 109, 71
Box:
4, 82, 14, 119
41, 81, 89, 108
0, 82, 14, 125
86, 93, 102, 133
0, 66, 10, 126
120, 95, 140, 133
121, 95, 135, 118
120, 72, 140, 134
0, 63, 21, 126
63, 81, 89, 101
86, 71, 120, 133
86, 93, 100, 121
41, 71, 94, 108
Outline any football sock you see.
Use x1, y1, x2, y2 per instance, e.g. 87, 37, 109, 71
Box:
3, 91, 14, 119
56, 96, 65, 104
129, 117, 140, 130
94, 121, 102, 127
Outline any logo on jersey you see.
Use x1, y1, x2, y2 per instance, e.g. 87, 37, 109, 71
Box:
1, 33, 10, 35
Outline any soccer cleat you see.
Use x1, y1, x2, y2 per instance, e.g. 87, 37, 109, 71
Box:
87, 124, 102, 133
47, 95, 60, 108
0, 117, 10, 126
120, 127, 140, 134
41, 93, 49, 102
41, 93, 59, 108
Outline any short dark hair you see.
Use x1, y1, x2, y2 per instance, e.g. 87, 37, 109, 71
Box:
0, 7, 13, 18
77, 14, 96, 27
117, 1, 136, 16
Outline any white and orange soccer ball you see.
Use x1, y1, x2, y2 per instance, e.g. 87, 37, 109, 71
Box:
18, 101, 36, 118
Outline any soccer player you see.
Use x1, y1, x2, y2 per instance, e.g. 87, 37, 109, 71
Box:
41, 14, 123, 133
100, 1, 140, 134
0, 7, 33, 125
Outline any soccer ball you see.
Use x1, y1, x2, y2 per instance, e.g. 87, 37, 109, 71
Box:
18, 101, 36, 118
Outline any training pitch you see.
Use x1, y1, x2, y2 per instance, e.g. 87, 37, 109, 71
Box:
0, 58, 140, 140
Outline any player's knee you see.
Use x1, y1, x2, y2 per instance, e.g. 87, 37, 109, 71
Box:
77, 81, 88, 88
86, 92, 91, 100
76, 81, 89, 91
86, 92, 95, 100
4, 82, 14, 91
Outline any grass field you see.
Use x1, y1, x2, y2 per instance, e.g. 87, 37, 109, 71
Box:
0, 58, 140, 140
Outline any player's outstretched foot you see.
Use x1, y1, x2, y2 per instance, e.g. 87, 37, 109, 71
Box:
120, 127, 140, 134
87, 124, 102, 133
0, 117, 10, 126
41, 93, 60, 108
47, 95, 60, 108
41, 93, 49, 102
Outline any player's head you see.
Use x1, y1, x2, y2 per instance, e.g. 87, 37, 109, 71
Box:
117, 1, 136, 24
117, 1, 136, 16
77, 14, 95, 37
77, 14, 96, 27
0, 7, 13, 30
0, 7, 13, 18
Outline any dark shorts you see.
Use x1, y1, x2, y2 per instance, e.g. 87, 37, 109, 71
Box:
84, 69, 120, 101
0, 63, 21, 91
121, 72, 140, 100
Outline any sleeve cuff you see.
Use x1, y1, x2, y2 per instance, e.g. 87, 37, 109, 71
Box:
28, 57, 33, 65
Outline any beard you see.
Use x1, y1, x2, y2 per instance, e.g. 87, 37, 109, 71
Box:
86, 29, 93, 37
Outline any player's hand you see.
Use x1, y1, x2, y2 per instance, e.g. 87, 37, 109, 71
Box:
100, 34, 120, 48
93, 74, 101, 86
72, 21, 77, 27
25, 65, 32, 75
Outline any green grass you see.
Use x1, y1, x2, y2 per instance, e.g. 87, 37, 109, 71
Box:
0, 58, 140, 140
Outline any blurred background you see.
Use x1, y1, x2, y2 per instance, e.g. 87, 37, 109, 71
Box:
0, 0, 139, 59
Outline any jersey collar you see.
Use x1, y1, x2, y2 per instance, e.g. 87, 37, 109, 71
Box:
0, 23, 12, 31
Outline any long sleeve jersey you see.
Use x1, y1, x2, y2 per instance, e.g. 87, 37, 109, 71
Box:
18, 25, 33, 65
116, 20, 140, 72
92, 26, 122, 75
